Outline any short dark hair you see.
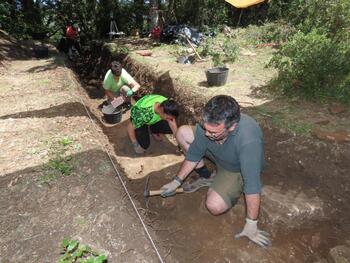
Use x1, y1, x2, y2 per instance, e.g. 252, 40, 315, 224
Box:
111, 61, 122, 76
202, 95, 240, 128
161, 99, 179, 118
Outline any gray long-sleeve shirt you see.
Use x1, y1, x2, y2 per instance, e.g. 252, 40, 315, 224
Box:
186, 114, 264, 194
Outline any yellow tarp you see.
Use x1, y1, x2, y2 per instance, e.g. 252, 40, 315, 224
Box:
225, 0, 265, 8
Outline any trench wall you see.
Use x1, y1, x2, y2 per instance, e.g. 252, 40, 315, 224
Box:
76, 40, 208, 126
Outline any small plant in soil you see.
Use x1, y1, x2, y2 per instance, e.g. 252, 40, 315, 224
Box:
59, 136, 73, 146
40, 136, 77, 184
200, 36, 239, 67
58, 238, 107, 263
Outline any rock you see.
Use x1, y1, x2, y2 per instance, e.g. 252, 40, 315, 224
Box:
262, 186, 324, 227
329, 245, 350, 263
311, 128, 350, 143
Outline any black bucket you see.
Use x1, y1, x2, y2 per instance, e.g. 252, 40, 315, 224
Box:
33, 45, 49, 58
31, 32, 48, 40
102, 105, 122, 124
205, 67, 229, 87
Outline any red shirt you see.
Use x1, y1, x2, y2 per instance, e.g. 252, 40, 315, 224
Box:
66, 26, 78, 40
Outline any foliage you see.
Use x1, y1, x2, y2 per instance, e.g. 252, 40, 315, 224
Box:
0, 1, 28, 39
103, 43, 129, 56
284, 0, 350, 37
0, 0, 348, 104
58, 238, 107, 263
267, 0, 350, 103
40, 136, 77, 184
223, 38, 239, 63
200, 36, 239, 67
270, 30, 350, 103
170, 0, 229, 28
245, 21, 295, 44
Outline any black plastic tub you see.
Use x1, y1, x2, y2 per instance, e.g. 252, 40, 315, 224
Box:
33, 45, 49, 58
102, 105, 122, 124
205, 67, 229, 87
31, 32, 48, 40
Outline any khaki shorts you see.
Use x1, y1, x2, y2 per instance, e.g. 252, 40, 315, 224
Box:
191, 126, 243, 207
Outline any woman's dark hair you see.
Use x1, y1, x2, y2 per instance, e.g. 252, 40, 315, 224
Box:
161, 99, 179, 118
110, 61, 122, 76
202, 95, 240, 128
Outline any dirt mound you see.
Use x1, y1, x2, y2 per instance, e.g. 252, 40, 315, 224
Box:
0, 30, 32, 63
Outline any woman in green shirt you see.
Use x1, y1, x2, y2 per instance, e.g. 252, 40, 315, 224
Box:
126, 94, 179, 154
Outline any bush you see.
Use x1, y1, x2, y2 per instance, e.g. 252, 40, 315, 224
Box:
200, 36, 239, 67
270, 30, 350, 102
288, 0, 350, 37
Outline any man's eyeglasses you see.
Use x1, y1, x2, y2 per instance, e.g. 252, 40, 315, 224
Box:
199, 122, 229, 141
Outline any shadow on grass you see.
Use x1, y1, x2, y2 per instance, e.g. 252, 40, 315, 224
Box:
24, 52, 66, 73
0, 148, 160, 262
0, 102, 88, 119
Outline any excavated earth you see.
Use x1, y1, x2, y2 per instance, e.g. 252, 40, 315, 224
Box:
1, 32, 350, 263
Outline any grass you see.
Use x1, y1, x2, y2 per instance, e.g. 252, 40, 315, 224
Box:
74, 216, 88, 227
39, 79, 51, 85
253, 106, 314, 136
39, 136, 79, 185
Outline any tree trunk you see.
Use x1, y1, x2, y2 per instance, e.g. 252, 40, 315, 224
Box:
134, 0, 144, 31
166, 0, 176, 23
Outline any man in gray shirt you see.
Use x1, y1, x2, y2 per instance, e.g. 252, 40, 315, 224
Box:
160, 95, 270, 248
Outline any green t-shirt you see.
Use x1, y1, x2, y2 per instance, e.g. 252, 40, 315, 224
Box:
131, 95, 167, 128
103, 69, 135, 93
186, 114, 265, 195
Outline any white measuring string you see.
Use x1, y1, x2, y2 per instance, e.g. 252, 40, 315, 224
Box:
64, 63, 165, 263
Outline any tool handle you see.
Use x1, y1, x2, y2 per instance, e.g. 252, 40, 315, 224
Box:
146, 188, 184, 197
186, 37, 202, 60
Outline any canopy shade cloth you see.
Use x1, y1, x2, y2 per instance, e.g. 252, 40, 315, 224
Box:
225, 0, 264, 8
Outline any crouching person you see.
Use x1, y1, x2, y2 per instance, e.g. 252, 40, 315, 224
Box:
103, 61, 140, 109
160, 95, 271, 248
127, 94, 179, 154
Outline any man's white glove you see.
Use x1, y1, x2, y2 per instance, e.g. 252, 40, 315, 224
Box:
235, 218, 271, 248
160, 176, 182, 197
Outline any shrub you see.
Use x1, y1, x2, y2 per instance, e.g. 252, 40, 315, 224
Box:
270, 30, 350, 102
288, 0, 350, 37
200, 36, 239, 67
243, 22, 296, 45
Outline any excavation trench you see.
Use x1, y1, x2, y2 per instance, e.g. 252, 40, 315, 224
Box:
72, 40, 350, 262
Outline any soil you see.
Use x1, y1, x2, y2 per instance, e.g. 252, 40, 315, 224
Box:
1, 32, 350, 263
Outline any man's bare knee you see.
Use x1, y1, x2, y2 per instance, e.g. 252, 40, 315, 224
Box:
206, 189, 229, 215
176, 125, 194, 151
